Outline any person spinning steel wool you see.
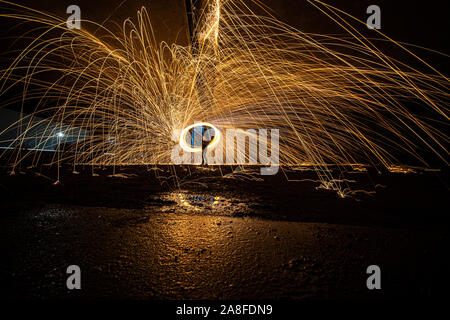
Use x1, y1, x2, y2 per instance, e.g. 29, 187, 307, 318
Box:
201, 128, 214, 165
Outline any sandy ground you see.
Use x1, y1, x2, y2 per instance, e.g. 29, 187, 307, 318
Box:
0, 163, 448, 299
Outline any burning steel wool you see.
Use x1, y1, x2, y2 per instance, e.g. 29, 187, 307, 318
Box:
0, 0, 448, 195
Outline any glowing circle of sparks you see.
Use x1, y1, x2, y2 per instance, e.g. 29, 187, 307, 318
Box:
179, 122, 221, 153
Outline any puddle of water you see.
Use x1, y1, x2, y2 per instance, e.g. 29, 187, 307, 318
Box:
147, 192, 255, 216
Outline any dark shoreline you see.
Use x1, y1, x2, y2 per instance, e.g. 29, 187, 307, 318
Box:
0, 162, 448, 300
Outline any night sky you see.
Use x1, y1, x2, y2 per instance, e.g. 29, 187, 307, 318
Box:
0, 0, 448, 112
1, 0, 449, 51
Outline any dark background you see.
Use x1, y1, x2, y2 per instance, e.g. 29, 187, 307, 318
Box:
1, 0, 448, 99
1, 0, 448, 55
0, 0, 448, 99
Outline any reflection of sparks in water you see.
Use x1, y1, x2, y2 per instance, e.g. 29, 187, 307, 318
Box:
155, 192, 253, 216
387, 166, 417, 174
178, 193, 221, 211
0, 0, 448, 197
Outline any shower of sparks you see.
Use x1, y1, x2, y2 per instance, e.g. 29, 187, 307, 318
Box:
0, 0, 448, 195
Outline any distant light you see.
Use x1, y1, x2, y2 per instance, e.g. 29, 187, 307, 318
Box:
57, 132, 65, 138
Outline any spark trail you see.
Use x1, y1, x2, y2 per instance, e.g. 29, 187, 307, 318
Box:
0, 0, 448, 195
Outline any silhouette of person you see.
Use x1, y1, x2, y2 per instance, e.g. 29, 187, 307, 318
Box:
201, 129, 215, 165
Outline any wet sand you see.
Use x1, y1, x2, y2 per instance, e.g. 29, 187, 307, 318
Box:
0, 164, 448, 299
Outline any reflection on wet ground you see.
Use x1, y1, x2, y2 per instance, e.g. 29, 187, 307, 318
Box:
0, 204, 412, 299
151, 192, 258, 217
0, 165, 448, 299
